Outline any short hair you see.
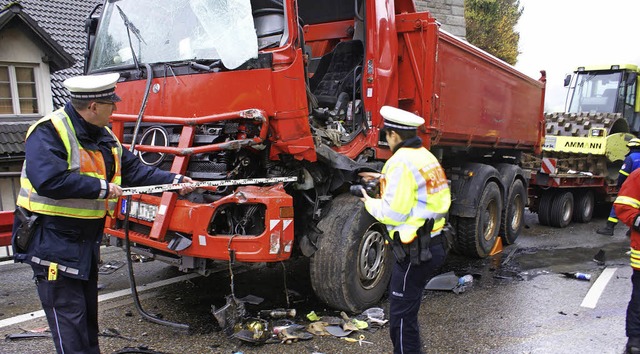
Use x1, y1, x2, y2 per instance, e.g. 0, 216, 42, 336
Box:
386, 127, 417, 141
70, 98, 92, 111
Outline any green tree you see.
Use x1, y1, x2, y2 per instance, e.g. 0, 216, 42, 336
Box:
465, 0, 523, 65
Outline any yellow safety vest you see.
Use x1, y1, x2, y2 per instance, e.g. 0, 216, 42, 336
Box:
365, 146, 451, 244
16, 108, 122, 218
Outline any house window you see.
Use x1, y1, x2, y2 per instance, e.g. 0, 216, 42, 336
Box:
0, 64, 39, 115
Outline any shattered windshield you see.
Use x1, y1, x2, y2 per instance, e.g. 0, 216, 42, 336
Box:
88, 0, 259, 71
567, 72, 622, 114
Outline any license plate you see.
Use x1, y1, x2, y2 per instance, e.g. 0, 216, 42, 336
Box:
121, 200, 157, 222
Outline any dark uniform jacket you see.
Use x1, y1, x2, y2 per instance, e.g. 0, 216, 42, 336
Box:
13, 102, 181, 280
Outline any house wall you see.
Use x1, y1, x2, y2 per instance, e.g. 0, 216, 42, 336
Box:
0, 26, 54, 115
414, 0, 466, 38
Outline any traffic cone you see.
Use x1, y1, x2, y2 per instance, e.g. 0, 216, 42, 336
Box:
489, 237, 503, 256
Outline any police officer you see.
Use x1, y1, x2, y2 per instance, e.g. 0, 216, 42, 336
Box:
11, 73, 195, 354
361, 106, 451, 354
613, 168, 640, 353
597, 138, 640, 236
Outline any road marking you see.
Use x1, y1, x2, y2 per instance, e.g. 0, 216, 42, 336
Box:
580, 267, 618, 309
0, 272, 200, 329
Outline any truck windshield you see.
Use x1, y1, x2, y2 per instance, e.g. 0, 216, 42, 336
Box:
567, 72, 622, 114
88, 0, 259, 71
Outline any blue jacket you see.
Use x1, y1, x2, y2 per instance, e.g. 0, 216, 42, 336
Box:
618, 149, 640, 187
13, 102, 181, 280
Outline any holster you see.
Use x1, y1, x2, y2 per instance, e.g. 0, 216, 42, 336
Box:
384, 231, 406, 262
14, 206, 39, 252
411, 218, 434, 265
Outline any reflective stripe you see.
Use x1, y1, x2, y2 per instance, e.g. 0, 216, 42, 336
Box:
16, 108, 122, 219
615, 195, 640, 209
365, 147, 451, 243
620, 170, 630, 176
632, 249, 640, 269
31, 256, 79, 276
608, 217, 619, 223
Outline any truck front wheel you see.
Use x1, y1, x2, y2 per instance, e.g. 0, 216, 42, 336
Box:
455, 182, 502, 258
310, 194, 392, 313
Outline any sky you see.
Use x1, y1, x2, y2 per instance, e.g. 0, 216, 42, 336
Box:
514, 0, 640, 112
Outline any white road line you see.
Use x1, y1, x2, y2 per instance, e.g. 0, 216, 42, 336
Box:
0, 272, 200, 329
580, 267, 618, 309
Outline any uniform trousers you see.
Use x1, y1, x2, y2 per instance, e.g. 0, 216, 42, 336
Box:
389, 241, 446, 354
33, 261, 100, 354
628, 269, 640, 340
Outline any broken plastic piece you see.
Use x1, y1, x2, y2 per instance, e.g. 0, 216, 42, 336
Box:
424, 271, 459, 291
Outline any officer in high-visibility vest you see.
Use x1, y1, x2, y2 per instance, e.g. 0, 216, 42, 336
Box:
598, 138, 640, 236
11, 73, 194, 354
613, 168, 640, 353
361, 106, 451, 354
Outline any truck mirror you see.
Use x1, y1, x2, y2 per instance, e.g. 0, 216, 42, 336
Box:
564, 74, 572, 87
627, 73, 637, 85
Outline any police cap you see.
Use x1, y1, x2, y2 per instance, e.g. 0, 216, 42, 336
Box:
63, 73, 122, 102
380, 106, 424, 130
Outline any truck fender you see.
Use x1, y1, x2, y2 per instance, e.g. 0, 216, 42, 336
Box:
449, 163, 503, 218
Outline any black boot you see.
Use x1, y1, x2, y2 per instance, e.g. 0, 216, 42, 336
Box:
596, 221, 616, 236
627, 337, 640, 354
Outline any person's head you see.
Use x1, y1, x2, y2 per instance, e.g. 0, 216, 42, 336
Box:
628, 138, 640, 150
379, 106, 424, 151
63, 73, 121, 128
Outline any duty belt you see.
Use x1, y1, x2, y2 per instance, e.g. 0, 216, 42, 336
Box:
402, 233, 443, 254
30, 256, 80, 276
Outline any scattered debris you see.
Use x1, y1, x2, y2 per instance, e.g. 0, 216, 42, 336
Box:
424, 271, 459, 291
259, 308, 296, 319
111, 346, 168, 354
560, 272, 591, 281
98, 260, 125, 275
130, 253, 152, 263
593, 249, 606, 266
99, 327, 136, 341
5, 332, 51, 341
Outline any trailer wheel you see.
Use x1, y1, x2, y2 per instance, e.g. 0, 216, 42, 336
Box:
309, 194, 392, 312
537, 190, 555, 226
572, 190, 594, 223
549, 191, 574, 228
456, 182, 502, 258
501, 179, 526, 245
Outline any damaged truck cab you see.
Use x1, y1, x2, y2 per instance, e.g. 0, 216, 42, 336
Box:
85, 0, 545, 312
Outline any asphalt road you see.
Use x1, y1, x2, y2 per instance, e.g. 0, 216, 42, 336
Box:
0, 210, 634, 354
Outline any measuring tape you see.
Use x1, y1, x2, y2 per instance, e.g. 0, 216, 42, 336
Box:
121, 176, 298, 196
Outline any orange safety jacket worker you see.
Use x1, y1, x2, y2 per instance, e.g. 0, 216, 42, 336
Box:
614, 168, 640, 269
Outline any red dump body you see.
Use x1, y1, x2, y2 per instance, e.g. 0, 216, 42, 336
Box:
427, 32, 545, 153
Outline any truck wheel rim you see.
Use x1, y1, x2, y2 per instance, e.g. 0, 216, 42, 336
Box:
359, 227, 386, 289
483, 201, 499, 241
511, 194, 524, 230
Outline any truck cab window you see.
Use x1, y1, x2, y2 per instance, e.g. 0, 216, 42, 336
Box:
88, 0, 259, 71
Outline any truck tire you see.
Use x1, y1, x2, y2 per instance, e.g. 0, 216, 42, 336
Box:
455, 182, 502, 258
309, 194, 392, 312
501, 179, 525, 245
572, 190, 594, 223
537, 191, 555, 226
549, 191, 573, 228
